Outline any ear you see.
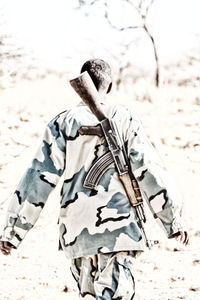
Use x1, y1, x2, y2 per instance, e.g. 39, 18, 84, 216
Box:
107, 82, 112, 94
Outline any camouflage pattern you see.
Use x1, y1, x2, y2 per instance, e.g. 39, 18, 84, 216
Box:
0, 101, 185, 258
70, 250, 139, 299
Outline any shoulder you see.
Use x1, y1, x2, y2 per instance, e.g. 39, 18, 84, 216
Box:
111, 104, 141, 124
47, 104, 90, 131
48, 110, 68, 125
46, 110, 70, 138
48, 108, 81, 129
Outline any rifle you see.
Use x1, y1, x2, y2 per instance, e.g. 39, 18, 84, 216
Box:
70, 71, 158, 248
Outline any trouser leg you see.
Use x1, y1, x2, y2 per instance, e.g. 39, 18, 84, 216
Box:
70, 251, 137, 300
71, 255, 97, 299
94, 251, 135, 300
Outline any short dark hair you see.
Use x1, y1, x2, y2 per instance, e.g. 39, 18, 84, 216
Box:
80, 59, 112, 91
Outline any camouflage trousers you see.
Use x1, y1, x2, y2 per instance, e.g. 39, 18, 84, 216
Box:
70, 251, 140, 300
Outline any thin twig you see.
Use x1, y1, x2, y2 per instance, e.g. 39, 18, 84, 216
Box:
104, 2, 141, 31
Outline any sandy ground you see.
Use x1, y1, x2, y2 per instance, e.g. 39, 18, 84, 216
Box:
0, 76, 200, 299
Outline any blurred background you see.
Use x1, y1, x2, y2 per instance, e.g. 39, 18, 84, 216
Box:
0, 0, 200, 299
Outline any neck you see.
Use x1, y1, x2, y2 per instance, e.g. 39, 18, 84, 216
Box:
98, 88, 107, 99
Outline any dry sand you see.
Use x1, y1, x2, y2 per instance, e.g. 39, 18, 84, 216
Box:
0, 76, 199, 299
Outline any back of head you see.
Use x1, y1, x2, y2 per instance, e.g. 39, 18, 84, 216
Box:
80, 59, 112, 93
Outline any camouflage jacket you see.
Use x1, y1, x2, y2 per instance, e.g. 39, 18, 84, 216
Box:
0, 102, 185, 258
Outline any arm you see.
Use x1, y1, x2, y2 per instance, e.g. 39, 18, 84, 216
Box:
127, 113, 188, 245
0, 115, 66, 254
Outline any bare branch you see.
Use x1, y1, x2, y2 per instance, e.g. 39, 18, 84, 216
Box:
122, 0, 160, 87
125, 0, 142, 15
125, 0, 155, 18
75, 0, 100, 8
143, 23, 159, 86
104, 2, 141, 32
145, 0, 156, 15
90, 0, 101, 5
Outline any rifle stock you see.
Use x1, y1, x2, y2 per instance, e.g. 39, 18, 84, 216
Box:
70, 71, 106, 121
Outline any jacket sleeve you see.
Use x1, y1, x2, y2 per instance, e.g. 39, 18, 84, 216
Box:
0, 116, 66, 248
126, 113, 185, 238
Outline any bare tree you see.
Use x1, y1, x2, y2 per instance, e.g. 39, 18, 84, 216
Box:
76, 0, 160, 87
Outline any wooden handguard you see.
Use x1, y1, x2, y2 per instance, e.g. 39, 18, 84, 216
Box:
119, 173, 141, 206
